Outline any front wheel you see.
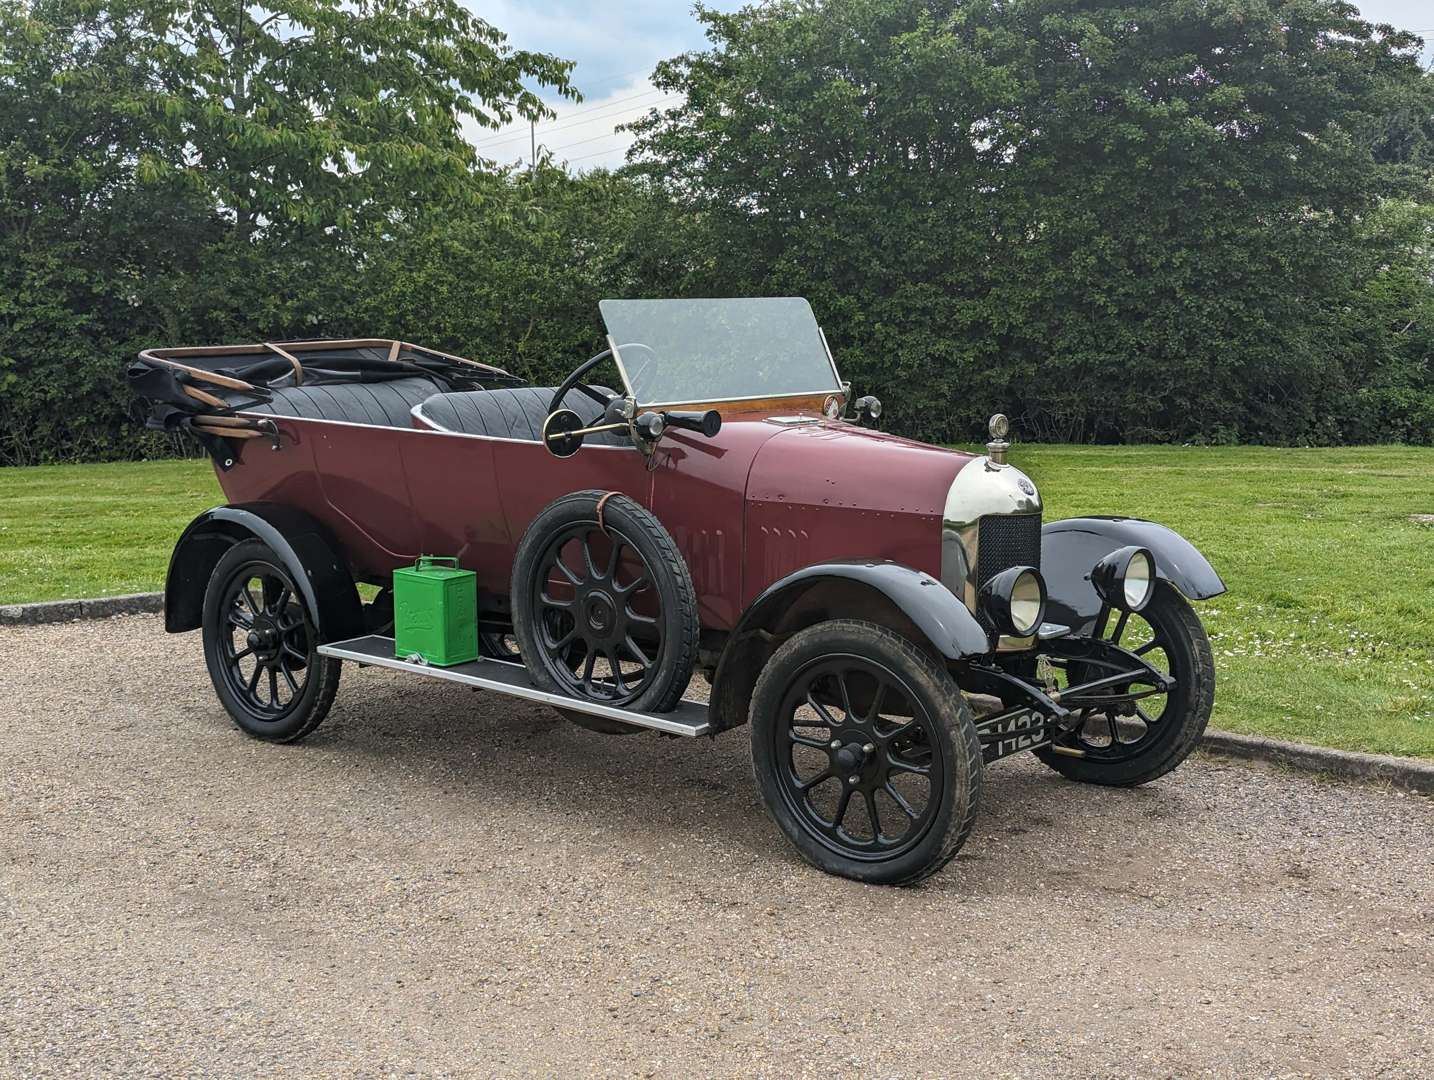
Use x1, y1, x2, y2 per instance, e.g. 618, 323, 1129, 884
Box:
1035, 581, 1215, 786
201, 539, 341, 743
750, 620, 983, 885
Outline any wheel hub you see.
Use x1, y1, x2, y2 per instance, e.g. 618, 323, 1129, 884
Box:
246, 617, 283, 659
583, 591, 617, 638
828, 734, 879, 786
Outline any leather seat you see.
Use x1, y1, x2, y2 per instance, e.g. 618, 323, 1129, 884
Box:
418, 386, 629, 446
240, 377, 444, 428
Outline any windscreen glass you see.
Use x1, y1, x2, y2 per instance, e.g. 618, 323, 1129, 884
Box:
599, 297, 840, 407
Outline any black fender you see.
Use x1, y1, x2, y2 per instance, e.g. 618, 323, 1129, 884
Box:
735, 561, 990, 659
164, 503, 365, 643
1042, 517, 1226, 631
705, 560, 990, 733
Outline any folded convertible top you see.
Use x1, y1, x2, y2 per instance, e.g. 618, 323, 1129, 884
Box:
129, 338, 523, 465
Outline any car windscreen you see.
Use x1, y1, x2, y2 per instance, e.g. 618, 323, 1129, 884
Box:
599, 297, 841, 407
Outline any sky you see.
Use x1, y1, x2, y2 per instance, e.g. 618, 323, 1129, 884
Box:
462, 1, 1434, 172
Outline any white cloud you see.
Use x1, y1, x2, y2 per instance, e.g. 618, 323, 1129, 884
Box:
457, 2, 744, 169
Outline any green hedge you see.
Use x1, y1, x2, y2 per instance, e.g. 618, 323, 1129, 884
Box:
1, 0, 1431, 465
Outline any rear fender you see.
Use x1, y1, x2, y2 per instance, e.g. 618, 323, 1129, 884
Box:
165, 503, 364, 643
1042, 517, 1226, 632
706, 561, 989, 732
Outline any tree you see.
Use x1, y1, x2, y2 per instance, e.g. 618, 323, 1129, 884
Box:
100, 0, 576, 235
0, 0, 579, 463
628, 0, 1434, 444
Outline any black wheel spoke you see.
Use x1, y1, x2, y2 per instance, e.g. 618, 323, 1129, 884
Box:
790, 732, 830, 750
581, 534, 600, 580
863, 789, 882, 841
1134, 640, 1160, 656
232, 646, 254, 662
616, 574, 649, 597
865, 679, 888, 723
836, 673, 856, 720
622, 634, 653, 667
797, 767, 833, 792
805, 692, 840, 727
540, 592, 574, 611
830, 785, 853, 829
887, 755, 929, 777
605, 538, 624, 580
555, 558, 582, 587
246, 663, 263, 697
883, 782, 919, 820
883, 719, 918, 744
606, 649, 627, 693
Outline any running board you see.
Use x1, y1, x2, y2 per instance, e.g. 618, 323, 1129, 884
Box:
317, 635, 713, 737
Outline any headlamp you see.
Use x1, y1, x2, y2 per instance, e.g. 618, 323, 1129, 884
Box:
979, 565, 1046, 637
1091, 546, 1156, 612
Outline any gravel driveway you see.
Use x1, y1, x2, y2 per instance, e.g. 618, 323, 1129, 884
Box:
1, 615, 1430, 1079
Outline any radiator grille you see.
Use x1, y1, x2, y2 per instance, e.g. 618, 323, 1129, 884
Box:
976, 513, 1042, 585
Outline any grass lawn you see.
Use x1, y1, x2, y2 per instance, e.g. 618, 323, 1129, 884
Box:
0, 459, 221, 604
1, 446, 1431, 759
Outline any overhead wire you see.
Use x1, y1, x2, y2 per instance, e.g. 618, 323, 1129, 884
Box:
472, 86, 674, 147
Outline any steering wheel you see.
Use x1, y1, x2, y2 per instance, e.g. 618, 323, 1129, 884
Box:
548, 348, 620, 421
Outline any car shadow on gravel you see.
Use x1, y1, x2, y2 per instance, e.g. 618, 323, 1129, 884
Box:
271, 672, 1190, 893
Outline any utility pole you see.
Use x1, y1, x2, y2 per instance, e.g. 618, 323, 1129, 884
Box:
530, 119, 536, 169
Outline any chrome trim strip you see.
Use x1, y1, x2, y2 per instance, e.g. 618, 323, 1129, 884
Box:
318, 634, 712, 737
232, 407, 636, 449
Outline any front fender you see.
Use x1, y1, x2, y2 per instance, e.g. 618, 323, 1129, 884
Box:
165, 502, 364, 643
736, 561, 991, 660
1042, 517, 1226, 631
703, 560, 991, 733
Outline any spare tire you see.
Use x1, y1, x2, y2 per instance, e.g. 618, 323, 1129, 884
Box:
511, 490, 698, 714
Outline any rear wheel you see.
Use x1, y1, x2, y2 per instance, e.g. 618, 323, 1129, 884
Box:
750, 620, 982, 885
201, 539, 341, 743
1035, 582, 1214, 786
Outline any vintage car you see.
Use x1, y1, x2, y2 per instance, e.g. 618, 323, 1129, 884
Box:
132, 297, 1224, 884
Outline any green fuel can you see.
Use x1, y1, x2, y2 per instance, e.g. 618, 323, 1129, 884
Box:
392, 556, 478, 666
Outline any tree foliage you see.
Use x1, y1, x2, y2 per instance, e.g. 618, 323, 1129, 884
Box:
0, 0, 578, 462
629, 0, 1434, 444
